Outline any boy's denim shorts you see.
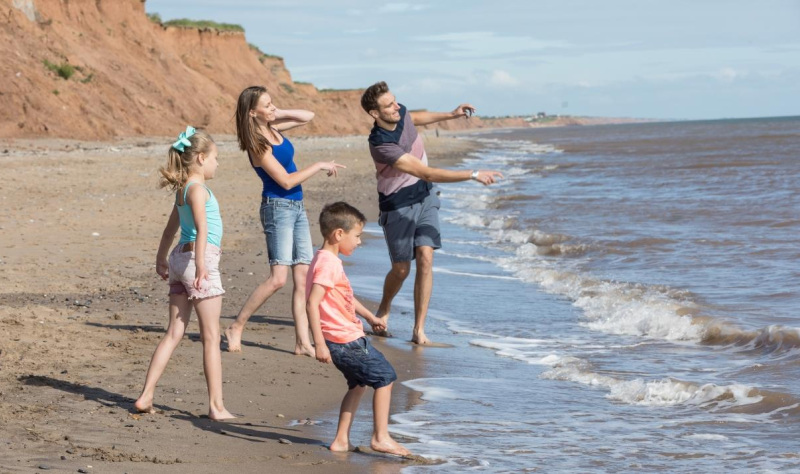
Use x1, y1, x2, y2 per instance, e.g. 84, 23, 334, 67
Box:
259, 197, 313, 266
326, 337, 397, 390
168, 243, 225, 300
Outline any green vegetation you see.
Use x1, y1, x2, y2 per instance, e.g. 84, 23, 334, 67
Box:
147, 13, 162, 24
52, 89, 59, 96
43, 59, 75, 80
80, 73, 94, 84
249, 43, 283, 60
162, 18, 244, 32
279, 83, 295, 94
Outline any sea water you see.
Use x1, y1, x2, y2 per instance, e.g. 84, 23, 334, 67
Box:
331, 117, 800, 472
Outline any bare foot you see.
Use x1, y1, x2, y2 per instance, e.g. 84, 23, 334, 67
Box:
134, 398, 156, 414
371, 435, 411, 457
209, 408, 237, 421
224, 325, 242, 352
329, 439, 352, 452
411, 332, 431, 345
294, 344, 314, 357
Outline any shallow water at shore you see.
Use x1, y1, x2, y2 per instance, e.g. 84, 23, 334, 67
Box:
331, 117, 800, 471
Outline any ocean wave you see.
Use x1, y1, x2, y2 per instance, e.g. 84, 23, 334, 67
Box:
540, 359, 800, 415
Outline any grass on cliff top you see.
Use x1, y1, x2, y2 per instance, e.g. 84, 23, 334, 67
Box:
248, 43, 283, 60
152, 16, 244, 32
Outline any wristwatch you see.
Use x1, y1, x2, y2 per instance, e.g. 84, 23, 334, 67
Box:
470, 170, 480, 181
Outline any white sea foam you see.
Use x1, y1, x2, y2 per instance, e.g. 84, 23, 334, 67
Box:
684, 433, 730, 441
433, 267, 518, 280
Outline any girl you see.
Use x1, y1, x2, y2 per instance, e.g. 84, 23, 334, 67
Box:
224, 86, 345, 355
134, 126, 235, 421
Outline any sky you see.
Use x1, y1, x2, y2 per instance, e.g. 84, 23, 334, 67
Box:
145, 0, 800, 120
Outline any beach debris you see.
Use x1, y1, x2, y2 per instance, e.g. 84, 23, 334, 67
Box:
78, 470, 88, 473
91, 232, 100, 237
128, 413, 141, 421
278, 438, 292, 445
276, 413, 284, 418
37, 465, 52, 470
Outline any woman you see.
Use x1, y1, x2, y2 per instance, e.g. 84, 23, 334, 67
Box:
225, 86, 345, 355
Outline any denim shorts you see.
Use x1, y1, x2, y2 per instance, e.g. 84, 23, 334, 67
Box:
378, 190, 442, 263
168, 243, 225, 300
259, 197, 313, 266
326, 337, 398, 390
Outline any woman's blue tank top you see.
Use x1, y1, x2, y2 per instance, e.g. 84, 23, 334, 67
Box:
251, 136, 303, 201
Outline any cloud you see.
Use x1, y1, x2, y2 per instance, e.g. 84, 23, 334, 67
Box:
413, 31, 570, 59
379, 3, 429, 13
717, 67, 741, 82
489, 70, 520, 87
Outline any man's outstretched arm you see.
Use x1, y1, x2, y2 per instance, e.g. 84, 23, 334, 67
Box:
410, 103, 476, 126
393, 154, 503, 185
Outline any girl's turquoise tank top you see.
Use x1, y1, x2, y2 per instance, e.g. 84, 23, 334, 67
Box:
176, 182, 223, 247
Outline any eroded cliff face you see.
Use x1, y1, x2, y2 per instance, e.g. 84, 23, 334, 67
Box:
1, 0, 525, 140
0, 0, 369, 139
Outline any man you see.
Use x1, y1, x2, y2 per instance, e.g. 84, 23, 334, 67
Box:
361, 81, 503, 345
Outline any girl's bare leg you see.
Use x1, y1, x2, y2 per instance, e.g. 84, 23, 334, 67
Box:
371, 384, 410, 456
330, 386, 367, 452
135, 294, 192, 413
225, 264, 289, 352
195, 295, 235, 420
291, 264, 314, 356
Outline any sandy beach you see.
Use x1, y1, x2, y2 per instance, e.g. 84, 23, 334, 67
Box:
0, 132, 478, 473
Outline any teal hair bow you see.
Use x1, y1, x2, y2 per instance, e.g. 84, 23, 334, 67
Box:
172, 126, 196, 152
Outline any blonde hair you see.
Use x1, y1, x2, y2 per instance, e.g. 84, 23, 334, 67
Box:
235, 86, 272, 160
159, 128, 215, 190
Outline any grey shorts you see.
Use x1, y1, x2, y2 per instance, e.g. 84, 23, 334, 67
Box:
378, 191, 441, 263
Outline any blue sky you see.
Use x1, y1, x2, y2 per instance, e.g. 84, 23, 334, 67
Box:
146, 1, 800, 120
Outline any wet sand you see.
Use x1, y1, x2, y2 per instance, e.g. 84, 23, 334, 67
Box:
0, 132, 478, 472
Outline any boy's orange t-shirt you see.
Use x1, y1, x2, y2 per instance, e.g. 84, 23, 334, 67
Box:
306, 249, 365, 344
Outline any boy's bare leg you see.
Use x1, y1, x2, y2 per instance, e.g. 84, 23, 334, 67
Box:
224, 264, 288, 352
330, 386, 367, 452
135, 294, 191, 413
291, 264, 315, 356
370, 383, 410, 456
195, 295, 235, 420
412, 246, 434, 345
375, 261, 411, 334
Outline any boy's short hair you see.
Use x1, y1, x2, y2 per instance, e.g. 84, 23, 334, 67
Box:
319, 202, 367, 238
361, 81, 390, 114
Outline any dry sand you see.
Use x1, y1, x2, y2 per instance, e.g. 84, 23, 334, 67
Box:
0, 132, 480, 473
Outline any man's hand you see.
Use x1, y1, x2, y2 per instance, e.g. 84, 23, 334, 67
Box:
473, 170, 504, 185
452, 103, 476, 118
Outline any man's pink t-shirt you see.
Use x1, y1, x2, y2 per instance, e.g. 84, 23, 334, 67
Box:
306, 249, 365, 344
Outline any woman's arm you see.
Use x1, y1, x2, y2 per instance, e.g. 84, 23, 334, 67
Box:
272, 108, 315, 132
252, 147, 345, 190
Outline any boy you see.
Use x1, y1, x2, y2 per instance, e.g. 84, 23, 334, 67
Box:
306, 201, 410, 456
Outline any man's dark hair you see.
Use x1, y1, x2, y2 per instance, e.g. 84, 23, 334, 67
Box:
360, 81, 390, 114
319, 202, 367, 238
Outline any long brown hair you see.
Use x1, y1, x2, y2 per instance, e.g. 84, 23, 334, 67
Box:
159, 128, 215, 190
235, 86, 272, 160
